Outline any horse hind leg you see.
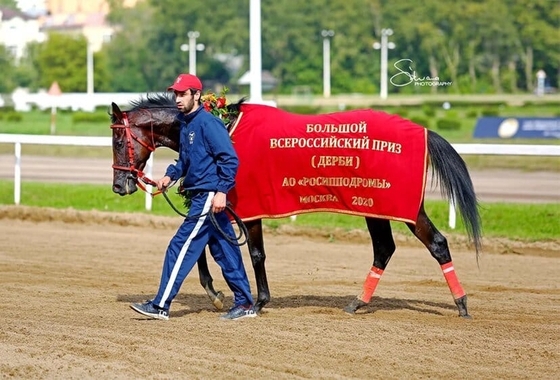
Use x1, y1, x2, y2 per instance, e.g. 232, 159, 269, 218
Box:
345, 217, 395, 314
245, 220, 271, 313
197, 248, 225, 310
407, 205, 471, 318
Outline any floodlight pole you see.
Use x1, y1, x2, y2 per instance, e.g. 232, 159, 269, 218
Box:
373, 28, 395, 100
321, 30, 335, 98
249, 0, 263, 102
188, 31, 200, 75
87, 41, 94, 94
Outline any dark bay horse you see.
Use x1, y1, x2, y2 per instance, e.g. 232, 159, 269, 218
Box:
110, 93, 482, 318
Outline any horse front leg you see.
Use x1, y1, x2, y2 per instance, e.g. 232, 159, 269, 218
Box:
345, 217, 395, 314
244, 219, 270, 312
407, 204, 471, 318
197, 247, 225, 310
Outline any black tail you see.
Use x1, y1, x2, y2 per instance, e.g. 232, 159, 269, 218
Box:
427, 130, 482, 258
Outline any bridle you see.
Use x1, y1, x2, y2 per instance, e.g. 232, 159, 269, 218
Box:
110, 107, 249, 246
110, 111, 159, 194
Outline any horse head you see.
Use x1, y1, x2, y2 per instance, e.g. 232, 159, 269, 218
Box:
110, 93, 179, 195
110, 93, 245, 195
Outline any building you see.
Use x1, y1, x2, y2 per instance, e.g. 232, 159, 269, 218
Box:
40, 0, 138, 52
39, 10, 112, 51
45, 0, 138, 14
0, 7, 44, 61
0, 0, 138, 63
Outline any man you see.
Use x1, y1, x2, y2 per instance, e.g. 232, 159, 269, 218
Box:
130, 73, 256, 321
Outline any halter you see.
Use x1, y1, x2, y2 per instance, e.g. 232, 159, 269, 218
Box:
110, 112, 160, 195
110, 107, 249, 246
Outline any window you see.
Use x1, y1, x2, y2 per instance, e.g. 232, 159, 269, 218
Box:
7, 45, 17, 57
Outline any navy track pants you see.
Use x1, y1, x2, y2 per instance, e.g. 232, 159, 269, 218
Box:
152, 191, 253, 310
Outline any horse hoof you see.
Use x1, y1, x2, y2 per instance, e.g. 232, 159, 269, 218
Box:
212, 291, 225, 310
454, 295, 471, 319
344, 298, 367, 314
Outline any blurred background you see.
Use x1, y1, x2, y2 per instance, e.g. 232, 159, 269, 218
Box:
0, 0, 558, 239
0, 0, 558, 99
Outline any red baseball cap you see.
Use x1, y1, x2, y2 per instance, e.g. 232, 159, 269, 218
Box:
167, 74, 203, 92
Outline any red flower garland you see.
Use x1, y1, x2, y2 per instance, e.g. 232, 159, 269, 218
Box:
201, 87, 237, 122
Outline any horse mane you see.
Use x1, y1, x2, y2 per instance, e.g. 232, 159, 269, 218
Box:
129, 92, 176, 111
226, 96, 248, 113
224, 96, 248, 130
109, 93, 175, 123
130, 93, 247, 112
110, 93, 247, 124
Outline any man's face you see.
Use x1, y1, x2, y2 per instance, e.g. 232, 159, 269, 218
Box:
174, 89, 200, 114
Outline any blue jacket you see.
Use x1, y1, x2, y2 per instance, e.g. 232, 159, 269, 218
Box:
165, 107, 239, 194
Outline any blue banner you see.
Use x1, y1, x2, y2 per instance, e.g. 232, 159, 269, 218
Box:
473, 117, 560, 139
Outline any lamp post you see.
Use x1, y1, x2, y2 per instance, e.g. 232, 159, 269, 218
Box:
180, 31, 205, 75
372, 28, 395, 100
86, 41, 94, 94
249, 0, 262, 102
247, 0, 276, 106
536, 69, 546, 96
321, 29, 335, 98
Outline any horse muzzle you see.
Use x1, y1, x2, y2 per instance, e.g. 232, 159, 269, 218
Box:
112, 175, 138, 196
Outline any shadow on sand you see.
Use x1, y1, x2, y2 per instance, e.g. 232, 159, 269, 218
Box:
117, 292, 456, 318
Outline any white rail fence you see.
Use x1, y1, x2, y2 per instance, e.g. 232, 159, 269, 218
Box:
1, 133, 559, 229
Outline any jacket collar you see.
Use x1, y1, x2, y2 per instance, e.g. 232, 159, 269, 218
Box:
176, 105, 203, 124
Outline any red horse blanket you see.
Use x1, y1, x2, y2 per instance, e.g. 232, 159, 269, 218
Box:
228, 104, 428, 224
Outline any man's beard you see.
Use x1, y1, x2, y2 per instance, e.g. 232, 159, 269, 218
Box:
182, 98, 195, 114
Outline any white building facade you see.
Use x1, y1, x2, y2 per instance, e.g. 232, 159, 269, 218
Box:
0, 7, 45, 61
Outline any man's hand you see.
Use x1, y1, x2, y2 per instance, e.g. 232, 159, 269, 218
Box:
212, 192, 227, 213
156, 176, 171, 191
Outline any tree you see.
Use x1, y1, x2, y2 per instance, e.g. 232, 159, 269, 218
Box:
100, 0, 559, 95
324, 0, 380, 94
92, 49, 111, 92
510, 0, 560, 91
10, 41, 42, 91
0, 45, 17, 93
103, 1, 155, 91
35, 33, 89, 92
0, 0, 17, 10
384, 0, 446, 94
145, 0, 247, 90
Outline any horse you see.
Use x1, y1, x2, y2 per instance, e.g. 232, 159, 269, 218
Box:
110, 93, 482, 318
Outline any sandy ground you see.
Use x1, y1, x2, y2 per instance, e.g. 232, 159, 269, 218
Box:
0, 206, 559, 379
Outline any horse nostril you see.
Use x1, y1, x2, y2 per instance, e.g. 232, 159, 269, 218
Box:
112, 184, 122, 193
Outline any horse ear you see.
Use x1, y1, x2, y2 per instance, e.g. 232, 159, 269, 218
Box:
112, 102, 123, 121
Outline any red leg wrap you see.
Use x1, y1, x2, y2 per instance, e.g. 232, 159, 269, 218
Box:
441, 262, 466, 299
359, 266, 384, 303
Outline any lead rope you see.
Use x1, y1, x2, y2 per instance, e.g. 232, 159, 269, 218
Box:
159, 181, 249, 247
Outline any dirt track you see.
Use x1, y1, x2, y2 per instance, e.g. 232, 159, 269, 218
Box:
0, 206, 558, 379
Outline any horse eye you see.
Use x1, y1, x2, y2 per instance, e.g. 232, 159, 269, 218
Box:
114, 139, 125, 149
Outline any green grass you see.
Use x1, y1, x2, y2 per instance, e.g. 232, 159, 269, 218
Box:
1, 104, 559, 142
281, 202, 560, 242
0, 110, 112, 136
1, 180, 558, 242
